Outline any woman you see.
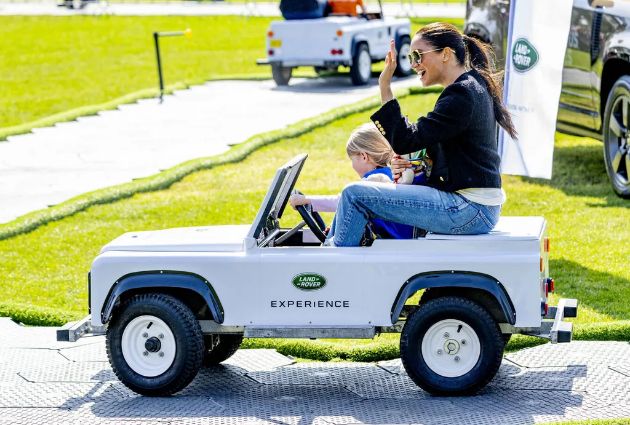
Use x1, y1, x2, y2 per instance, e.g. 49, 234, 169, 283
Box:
328, 22, 517, 247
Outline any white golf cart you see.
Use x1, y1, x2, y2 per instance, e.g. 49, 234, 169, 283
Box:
257, 0, 414, 86
58, 154, 577, 397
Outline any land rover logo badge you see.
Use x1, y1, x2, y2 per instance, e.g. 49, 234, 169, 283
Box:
292, 273, 326, 291
512, 38, 539, 73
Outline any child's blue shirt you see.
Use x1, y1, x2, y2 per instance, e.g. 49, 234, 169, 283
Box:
363, 168, 415, 239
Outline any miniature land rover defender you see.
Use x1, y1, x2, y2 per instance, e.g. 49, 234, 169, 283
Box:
58, 154, 578, 397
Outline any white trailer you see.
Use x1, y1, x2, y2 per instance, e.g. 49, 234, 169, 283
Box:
258, 9, 413, 86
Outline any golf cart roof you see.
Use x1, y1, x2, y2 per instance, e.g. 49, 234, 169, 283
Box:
247, 154, 307, 242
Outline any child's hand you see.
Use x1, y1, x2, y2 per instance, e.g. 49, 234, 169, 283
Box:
289, 194, 310, 208
391, 155, 412, 182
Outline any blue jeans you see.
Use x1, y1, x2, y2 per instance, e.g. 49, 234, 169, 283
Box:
328, 181, 501, 247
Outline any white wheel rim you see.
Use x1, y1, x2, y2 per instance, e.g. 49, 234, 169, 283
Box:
122, 315, 176, 377
421, 319, 481, 378
359, 49, 371, 81
398, 43, 411, 74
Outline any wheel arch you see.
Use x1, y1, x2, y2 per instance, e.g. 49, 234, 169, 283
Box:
350, 35, 369, 61
600, 55, 630, 131
391, 271, 516, 325
101, 271, 224, 325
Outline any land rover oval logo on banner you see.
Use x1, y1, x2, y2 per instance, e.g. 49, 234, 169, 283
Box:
292, 273, 327, 291
512, 38, 539, 73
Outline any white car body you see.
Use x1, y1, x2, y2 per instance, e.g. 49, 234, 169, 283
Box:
91, 217, 545, 329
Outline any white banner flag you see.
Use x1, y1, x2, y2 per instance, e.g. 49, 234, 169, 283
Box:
499, 0, 573, 179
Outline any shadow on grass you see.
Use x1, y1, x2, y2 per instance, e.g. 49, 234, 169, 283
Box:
521, 139, 629, 207
551, 258, 630, 320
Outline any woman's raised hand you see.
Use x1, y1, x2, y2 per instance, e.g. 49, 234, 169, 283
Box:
391, 155, 412, 182
378, 40, 397, 104
379, 40, 397, 85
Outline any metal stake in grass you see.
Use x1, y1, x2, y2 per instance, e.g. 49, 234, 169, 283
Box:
153, 29, 192, 103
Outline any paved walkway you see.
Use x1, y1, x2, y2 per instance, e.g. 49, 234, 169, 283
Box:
0, 1, 465, 18
0, 76, 417, 224
0, 318, 629, 424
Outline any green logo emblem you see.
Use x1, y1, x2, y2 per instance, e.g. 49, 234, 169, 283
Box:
292, 273, 327, 291
512, 38, 539, 73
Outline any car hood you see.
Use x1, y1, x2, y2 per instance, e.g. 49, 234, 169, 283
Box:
100, 225, 251, 253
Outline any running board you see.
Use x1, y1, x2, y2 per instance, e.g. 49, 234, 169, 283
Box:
244, 326, 376, 339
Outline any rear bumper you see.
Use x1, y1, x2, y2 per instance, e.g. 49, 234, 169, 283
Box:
527, 298, 578, 343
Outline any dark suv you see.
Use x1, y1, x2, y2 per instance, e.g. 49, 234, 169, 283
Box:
465, 0, 630, 198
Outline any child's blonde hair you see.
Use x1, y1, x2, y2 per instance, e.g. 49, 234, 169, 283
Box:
346, 123, 393, 167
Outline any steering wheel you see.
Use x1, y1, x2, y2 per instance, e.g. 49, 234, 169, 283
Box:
292, 192, 328, 243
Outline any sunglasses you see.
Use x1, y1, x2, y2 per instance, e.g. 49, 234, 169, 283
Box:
407, 48, 443, 65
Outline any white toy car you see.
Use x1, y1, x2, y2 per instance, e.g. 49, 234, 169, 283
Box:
257, 2, 413, 86
58, 154, 577, 397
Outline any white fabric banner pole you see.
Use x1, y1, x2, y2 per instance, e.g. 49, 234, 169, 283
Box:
498, 0, 573, 179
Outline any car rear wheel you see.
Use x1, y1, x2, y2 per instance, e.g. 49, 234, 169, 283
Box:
400, 296, 504, 395
202, 334, 244, 366
106, 293, 204, 396
351, 43, 371, 86
271, 63, 292, 86
603, 76, 630, 198
394, 36, 413, 77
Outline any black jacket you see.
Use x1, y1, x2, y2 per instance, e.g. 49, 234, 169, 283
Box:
370, 69, 502, 192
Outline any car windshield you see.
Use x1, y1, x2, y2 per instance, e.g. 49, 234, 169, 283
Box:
247, 154, 307, 243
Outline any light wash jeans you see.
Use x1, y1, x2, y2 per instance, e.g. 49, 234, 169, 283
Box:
328, 181, 501, 247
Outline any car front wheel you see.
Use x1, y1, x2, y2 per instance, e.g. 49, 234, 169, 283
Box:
106, 293, 204, 396
603, 76, 630, 198
400, 296, 504, 396
394, 36, 413, 77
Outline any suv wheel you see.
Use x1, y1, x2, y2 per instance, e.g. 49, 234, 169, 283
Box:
603, 76, 630, 198
271, 63, 292, 86
202, 334, 244, 366
400, 296, 504, 395
106, 293, 204, 396
394, 36, 413, 77
351, 43, 371, 86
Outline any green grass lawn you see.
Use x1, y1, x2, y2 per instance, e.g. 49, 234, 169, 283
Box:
0, 16, 462, 132
0, 89, 628, 359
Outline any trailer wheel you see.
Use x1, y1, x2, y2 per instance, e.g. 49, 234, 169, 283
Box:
394, 36, 413, 77
400, 296, 504, 395
202, 334, 244, 366
351, 43, 371, 86
603, 76, 630, 198
271, 63, 292, 86
106, 293, 204, 396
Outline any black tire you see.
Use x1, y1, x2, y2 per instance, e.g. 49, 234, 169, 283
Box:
602, 76, 630, 198
400, 296, 504, 396
271, 63, 292, 86
350, 43, 371, 86
202, 334, 244, 366
394, 36, 413, 77
106, 293, 204, 396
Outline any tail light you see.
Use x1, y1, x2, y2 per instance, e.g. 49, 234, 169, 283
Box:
544, 237, 550, 252
330, 49, 344, 55
546, 277, 555, 294
268, 31, 274, 37
268, 50, 274, 56
336, 29, 343, 37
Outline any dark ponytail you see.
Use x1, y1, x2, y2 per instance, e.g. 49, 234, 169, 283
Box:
417, 23, 517, 140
